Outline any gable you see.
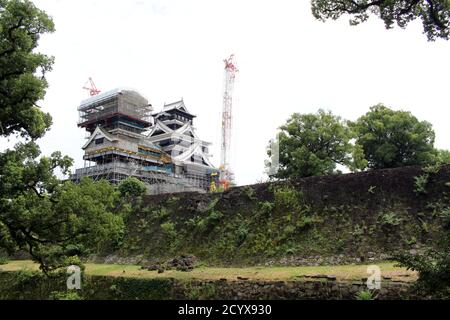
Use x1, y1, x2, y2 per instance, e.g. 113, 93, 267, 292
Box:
82, 127, 117, 149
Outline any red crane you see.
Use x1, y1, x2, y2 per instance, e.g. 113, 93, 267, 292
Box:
82, 77, 101, 96
220, 54, 238, 190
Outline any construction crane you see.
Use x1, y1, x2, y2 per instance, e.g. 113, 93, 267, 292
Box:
219, 54, 238, 190
82, 77, 101, 96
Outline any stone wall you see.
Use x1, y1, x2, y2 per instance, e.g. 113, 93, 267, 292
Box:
0, 271, 424, 300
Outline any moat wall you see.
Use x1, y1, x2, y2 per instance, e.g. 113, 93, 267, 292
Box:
0, 271, 422, 300
101, 165, 450, 266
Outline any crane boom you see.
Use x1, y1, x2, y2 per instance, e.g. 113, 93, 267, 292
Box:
220, 54, 238, 189
82, 77, 101, 96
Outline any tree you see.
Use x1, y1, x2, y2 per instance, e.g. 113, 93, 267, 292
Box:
0, 142, 125, 273
393, 209, 450, 298
0, 0, 54, 139
0, 1, 125, 273
118, 177, 147, 199
311, 0, 450, 41
350, 104, 436, 169
394, 249, 450, 298
267, 109, 365, 179
437, 149, 450, 164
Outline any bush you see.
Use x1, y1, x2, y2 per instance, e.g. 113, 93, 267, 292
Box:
208, 210, 223, 223
380, 212, 402, 226
274, 186, 303, 210
0, 256, 8, 265
235, 225, 249, 247
394, 249, 450, 298
151, 207, 169, 221
258, 201, 275, 217
49, 291, 84, 300
118, 177, 147, 198
355, 290, 375, 300
160, 222, 177, 238
243, 186, 257, 200
414, 175, 429, 194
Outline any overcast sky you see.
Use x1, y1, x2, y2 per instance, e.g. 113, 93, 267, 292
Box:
5, 0, 449, 185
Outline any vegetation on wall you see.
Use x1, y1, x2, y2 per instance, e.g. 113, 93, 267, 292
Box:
111, 165, 449, 266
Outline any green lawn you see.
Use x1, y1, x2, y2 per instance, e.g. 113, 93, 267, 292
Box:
0, 260, 416, 282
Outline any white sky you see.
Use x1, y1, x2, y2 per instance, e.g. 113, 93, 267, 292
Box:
4, 0, 450, 185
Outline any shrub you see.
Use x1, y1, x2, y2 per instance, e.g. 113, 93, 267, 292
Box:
394, 249, 450, 298
414, 174, 429, 194
0, 256, 8, 265
355, 290, 375, 300
258, 201, 275, 217
208, 210, 223, 223
167, 196, 180, 206
274, 186, 303, 210
296, 216, 317, 230
199, 198, 219, 213
282, 225, 296, 238
160, 222, 177, 238
49, 291, 84, 300
235, 225, 249, 247
380, 212, 402, 226
243, 186, 257, 200
152, 207, 169, 221
118, 177, 147, 198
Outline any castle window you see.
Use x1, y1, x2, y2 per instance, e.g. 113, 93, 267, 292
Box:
95, 138, 104, 145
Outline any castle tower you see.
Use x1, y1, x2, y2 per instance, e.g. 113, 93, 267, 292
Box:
73, 88, 172, 184
148, 99, 218, 190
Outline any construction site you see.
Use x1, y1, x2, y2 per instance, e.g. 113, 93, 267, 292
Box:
71, 55, 238, 194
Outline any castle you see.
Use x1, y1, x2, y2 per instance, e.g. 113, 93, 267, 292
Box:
71, 88, 219, 194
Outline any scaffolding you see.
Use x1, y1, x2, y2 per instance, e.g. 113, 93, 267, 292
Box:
72, 159, 208, 195
78, 88, 152, 132
73, 88, 219, 194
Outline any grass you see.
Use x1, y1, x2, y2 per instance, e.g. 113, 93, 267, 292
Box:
0, 260, 416, 282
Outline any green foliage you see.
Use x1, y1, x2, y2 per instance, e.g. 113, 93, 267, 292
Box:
0, 0, 55, 139
118, 177, 147, 198
269, 110, 362, 179
394, 249, 450, 298
274, 185, 303, 210
243, 186, 257, 200
311, 0, 449, 41
351, 104, 436, 170
184, 282, 217, 300
235, 225, 249, 247
414, 174, 429, 194
0, 256, 8, 265
380, 212, 402, 226
160, 222, 177, 238
167, 196, 180, 206
0, 1, 125, 275
295, 216, 317, 230
0, 147, 125, 273
150, 207, 169, 221
195, 218, 208, 233
414, 162, 442, 194
49, 291, 83, 300
200, 198, 220, 213
355, 290, 375, 300
258, 201, 275, 217
194, 210, 224, 234
208, 210, 224, 223
437, 149, 450, 164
